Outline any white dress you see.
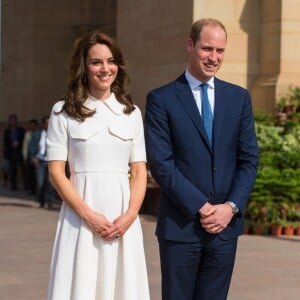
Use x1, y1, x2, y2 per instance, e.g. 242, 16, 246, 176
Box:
46, 94, 150, 300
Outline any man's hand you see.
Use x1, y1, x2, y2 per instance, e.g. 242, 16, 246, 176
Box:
199, 202, 216, 218
199, 203, 233, 234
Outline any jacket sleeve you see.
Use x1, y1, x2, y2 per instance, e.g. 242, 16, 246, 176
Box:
145, 90, 208, 220
226, 91, 259, 212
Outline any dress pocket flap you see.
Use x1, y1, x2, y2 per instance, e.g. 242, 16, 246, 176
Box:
69, 119, 103, 140
108, 123, 135, 141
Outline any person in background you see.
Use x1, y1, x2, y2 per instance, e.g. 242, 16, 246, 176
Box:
27, 125, 42, 194
3, 114, 25, 190
0, 157, 10, 187
31, 116, 54, 208
145, 18, 259, 300
22, 119, 39, 194
46, 31, 150, 299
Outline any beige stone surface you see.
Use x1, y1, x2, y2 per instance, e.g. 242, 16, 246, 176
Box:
252, 0, 300, 112
0, 187, 300, 300
117, 0, 193, 112
1, 0, 300, 121
0, 0, 117, 121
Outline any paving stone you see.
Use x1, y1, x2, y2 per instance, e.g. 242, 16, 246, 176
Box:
0, 187, 299, 300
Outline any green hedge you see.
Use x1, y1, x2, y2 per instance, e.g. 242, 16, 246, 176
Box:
246, 86, 300, 225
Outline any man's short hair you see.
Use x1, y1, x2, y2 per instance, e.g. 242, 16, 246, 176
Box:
190, 18, 227, 44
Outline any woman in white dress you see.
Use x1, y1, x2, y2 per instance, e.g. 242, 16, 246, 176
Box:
47, 31, 150, 300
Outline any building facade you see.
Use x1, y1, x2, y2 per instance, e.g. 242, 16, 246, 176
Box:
1, 0, 300, 122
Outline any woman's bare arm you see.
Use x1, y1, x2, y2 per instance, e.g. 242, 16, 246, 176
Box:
48, 160, 116, 239
105, 161, 147, 239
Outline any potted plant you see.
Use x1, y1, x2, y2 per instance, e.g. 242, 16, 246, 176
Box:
252, 101, 300, 237
283, 206, 300, 235
282, 221, 295, 236
294, 222, 300, 236
245, 199, 270, 235
244, 219, 251, 234
269, 203, 283, 236
293, 205, 300, 235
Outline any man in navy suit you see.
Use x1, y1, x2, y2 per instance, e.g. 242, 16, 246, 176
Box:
145, 18, 259, 300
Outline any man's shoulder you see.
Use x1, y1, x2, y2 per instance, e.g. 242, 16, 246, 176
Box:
148, 73, 186, 96
215, 77, 248, 93
149, 80, 177, 95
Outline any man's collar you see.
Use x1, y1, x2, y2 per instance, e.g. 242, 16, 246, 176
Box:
185, 69, 215, 89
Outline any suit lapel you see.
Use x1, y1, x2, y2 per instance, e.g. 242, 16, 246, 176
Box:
175, 74, 212, 152
213, 78, 227, 150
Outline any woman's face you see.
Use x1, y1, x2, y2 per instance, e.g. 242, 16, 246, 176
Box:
85, 43, 118, 99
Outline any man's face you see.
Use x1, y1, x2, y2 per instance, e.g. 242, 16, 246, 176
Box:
187, 24, 227, 82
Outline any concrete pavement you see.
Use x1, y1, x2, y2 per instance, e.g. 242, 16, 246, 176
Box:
0, 187, 300, 300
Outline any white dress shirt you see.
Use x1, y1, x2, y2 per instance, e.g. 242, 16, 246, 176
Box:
185, 69, 215, 116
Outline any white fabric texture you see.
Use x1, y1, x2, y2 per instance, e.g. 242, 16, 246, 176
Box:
46, 93, 150, 300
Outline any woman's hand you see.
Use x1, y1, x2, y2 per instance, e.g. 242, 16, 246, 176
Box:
113, 211, 137, 236
90, 161, 146, 241
98, 211, 137, 241
85, 210, 136, 241
84, 210, 115, 239
49, 161, 122, 241
102, 161, 147, 241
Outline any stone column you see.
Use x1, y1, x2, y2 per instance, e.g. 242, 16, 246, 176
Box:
251, 0, 281, 112
252, 0, 300, 112
193, 0, 261, 91
277, 0, 300, 99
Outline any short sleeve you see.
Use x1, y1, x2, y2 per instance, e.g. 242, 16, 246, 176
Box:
129, 106, 147, 163
47, 101, 68, 161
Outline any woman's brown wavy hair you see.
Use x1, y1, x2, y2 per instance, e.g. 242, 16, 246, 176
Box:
60, 31, 135, 121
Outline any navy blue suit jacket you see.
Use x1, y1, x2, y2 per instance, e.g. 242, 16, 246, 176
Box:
145, 74, 259, 242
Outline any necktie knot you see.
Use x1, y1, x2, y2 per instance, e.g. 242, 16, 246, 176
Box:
199, 83, 213, 144
200, 82, 208, 92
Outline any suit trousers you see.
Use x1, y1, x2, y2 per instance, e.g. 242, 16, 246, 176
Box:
158, 233, 237, 300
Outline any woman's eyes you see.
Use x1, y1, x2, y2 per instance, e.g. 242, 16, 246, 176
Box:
91, 59, 115, 65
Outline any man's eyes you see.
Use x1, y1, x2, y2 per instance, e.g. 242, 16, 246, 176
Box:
202, 47, 224, 53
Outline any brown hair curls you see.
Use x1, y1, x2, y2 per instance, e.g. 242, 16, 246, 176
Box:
61, 31, 134, 121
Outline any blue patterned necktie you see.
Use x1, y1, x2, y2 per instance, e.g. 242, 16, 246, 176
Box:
200, 83, 213, 143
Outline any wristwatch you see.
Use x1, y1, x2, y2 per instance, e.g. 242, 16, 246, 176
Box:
226, 201, 239, 215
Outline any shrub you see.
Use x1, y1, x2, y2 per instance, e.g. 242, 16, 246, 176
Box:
246, 86, 300, 230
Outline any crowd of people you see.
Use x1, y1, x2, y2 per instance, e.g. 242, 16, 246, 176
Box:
1, 113, 55, 208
